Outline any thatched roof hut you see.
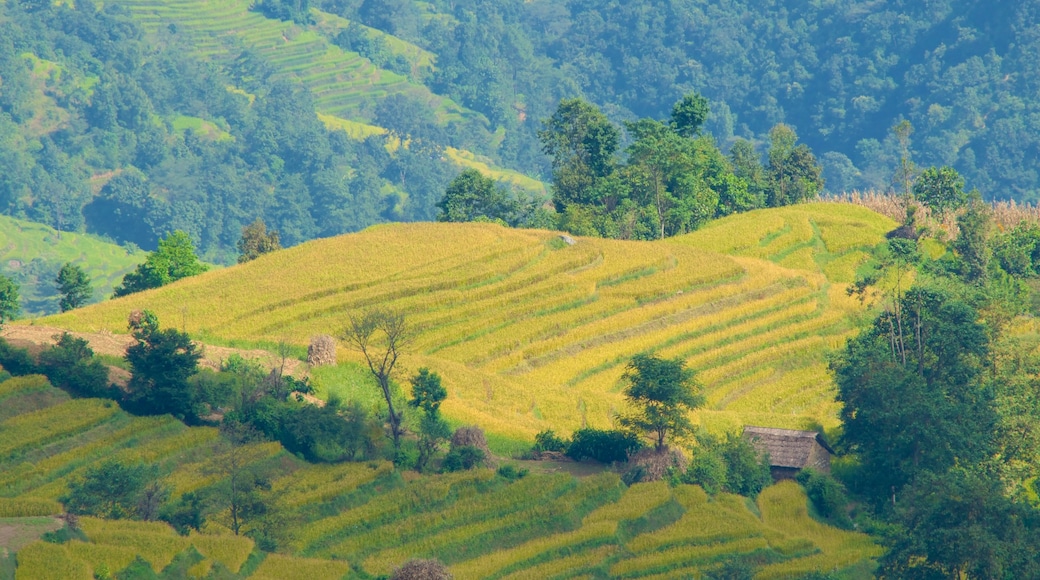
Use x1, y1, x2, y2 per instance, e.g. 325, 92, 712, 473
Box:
742, 426, 834, 480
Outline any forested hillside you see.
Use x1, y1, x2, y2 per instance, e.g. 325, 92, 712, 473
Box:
2, 0, 1039, 269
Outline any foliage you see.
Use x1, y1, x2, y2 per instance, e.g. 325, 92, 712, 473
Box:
684, 433, 771, 498
342, 309, 414, 453
795, 469, 851, 528
237, 219, 282, 264
124, 311, 203, 419
60, 460, 161, 520
878, 469, 1040, 579
618, 354, 703, 449
114, 231, 208, 297
0, 337, 38, 376
37, 333, 110, 398
766, 124, 824, 207
832, 284, 996, 505
952, 194, 993, 284
566, 428, 643, 464
55, 263, 92, 312
442, 445, 486, 472
437, 170, 518, 225
0, 274, 19, 327
409, 367, 449, 472
538, 98, 620, 211
532, 429, 568, 454
913, 166, 967, 218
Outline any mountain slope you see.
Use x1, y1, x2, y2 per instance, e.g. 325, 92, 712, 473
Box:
0, 215, 145, 315
1, 376, 880, 579
41, 203, 894, 442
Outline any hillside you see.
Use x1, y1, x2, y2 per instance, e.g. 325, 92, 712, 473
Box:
0, 376, 880, 579
0, 215, 145, 315
41, 203, 895, 445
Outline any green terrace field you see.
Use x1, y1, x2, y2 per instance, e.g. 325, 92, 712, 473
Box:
42, 203, 895, 445
115, 0, 472, 125
0, 214, 145, 315
1, 376, 880, 579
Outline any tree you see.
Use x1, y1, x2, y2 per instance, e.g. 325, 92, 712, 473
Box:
670, 92, 710, 137
213, 421, 270, 537
237, 218, 282, 264
409, 367, 449, 472
913, 166, 967, 219
60, 460, 162, 520
0, 274, 19, 328
878, 470, 1040, 579
38, 333, 109, 398
766, 124, 823, 206
55, 262, 92, 312
342, 309, 414, 454
953, 193, 992, 284
124, 311, 203, 419
618, 354, 704, 449
539, 98, 620, 211
832, 285, 997, 506
114, 231, 208, 297
437, 170, 517, 225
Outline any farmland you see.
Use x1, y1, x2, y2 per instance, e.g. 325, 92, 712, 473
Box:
41, 203, 894, 446
0, 377, 879, 579
0, 215, 146, 316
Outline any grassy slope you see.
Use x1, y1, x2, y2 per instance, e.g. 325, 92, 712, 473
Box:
41, 203, 895, 444
0, 215, 146, 315
1, 376, 880, 579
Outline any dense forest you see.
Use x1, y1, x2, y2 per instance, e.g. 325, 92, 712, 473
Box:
2, 0, 1040, 264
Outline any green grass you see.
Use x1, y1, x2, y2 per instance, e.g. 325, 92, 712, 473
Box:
0, 214, 146, 315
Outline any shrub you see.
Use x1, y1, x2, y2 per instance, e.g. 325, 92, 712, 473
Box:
796, 469, 852, 528
719, 433, 772, 498
0, 337, 37, 376
443, 446, 486, 472
532, 429, 568, 453
60, 460, 161, 519
38, 333, 111, 398
566, 428, 643, 464
496, 464, 529, 481
685, 451, 728, 495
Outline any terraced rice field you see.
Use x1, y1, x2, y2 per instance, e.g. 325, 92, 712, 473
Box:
116, 0, 467, 123
1, 376, 878, 578
43, 203, 894, 443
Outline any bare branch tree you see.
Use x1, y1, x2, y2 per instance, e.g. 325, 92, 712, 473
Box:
342, 309, 415, 454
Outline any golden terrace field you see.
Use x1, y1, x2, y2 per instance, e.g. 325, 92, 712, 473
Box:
3, 377, 879, 579
42, 203, 894, 444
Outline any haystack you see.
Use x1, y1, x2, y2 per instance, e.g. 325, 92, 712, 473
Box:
307, 335, 336, 367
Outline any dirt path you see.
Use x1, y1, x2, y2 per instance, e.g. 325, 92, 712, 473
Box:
2, 325, 307, 377
0, 517, 63, 554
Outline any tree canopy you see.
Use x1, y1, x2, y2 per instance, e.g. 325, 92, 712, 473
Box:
619, 354, 703, 450
114, 231, 208, 297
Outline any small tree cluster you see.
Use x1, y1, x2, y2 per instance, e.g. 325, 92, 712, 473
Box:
114, 231, 208, 297
237, 218, 282, 264
683, 433, 772, 498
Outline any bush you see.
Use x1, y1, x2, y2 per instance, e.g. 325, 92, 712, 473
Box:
0, 338, 37, 376
443, 446, 486, 472
566, 428, 643, 464
685, 451, 728, 495
60, 460, 161, 519
38, 333, 111, 398
532, 429, 568, 453
719, 433, 772, 498
796, 469, 852, 528
496, 464, 529, 481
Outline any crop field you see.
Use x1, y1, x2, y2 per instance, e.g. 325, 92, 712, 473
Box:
0, 214, 145, 315
44, 203, 894, 444
115, 0, 468, 125
2, 378, 878, 578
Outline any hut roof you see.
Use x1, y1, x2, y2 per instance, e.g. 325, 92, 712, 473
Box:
742, 426, 834, 469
